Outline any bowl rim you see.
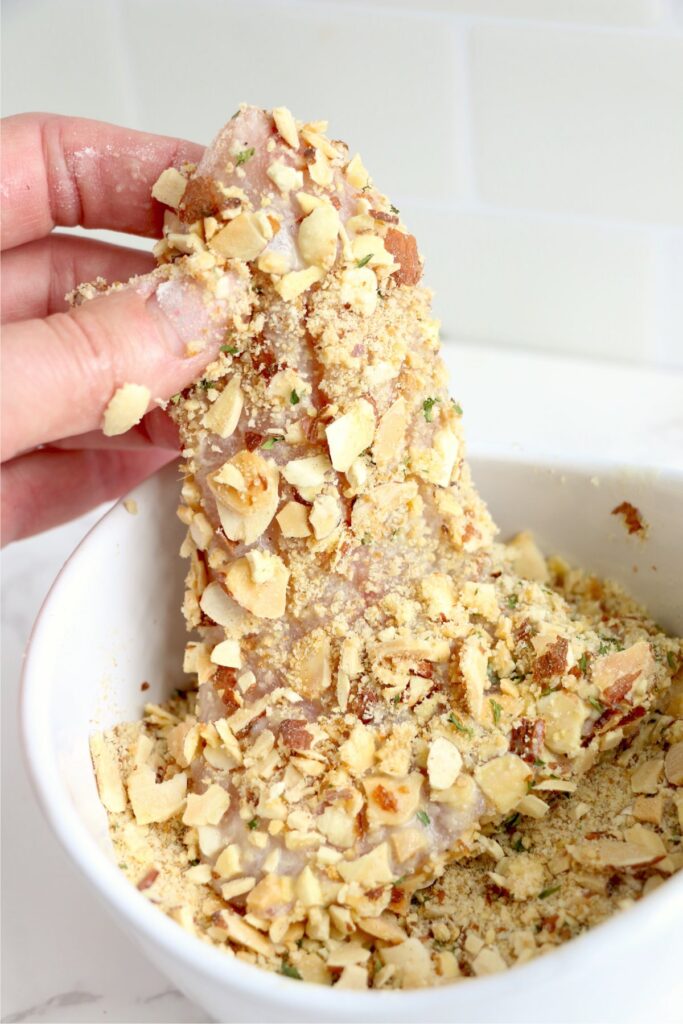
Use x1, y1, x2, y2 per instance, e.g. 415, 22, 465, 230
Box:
20, 458, 683, 1016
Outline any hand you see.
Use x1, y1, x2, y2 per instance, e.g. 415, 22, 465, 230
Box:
0, 113, 219, 544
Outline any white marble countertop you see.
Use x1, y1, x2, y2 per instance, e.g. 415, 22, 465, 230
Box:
2, 342, 682, 1024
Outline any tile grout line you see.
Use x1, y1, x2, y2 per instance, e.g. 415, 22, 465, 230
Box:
450, 18, 478, 208
391, 195, 683, 237
109, 0, 143, 131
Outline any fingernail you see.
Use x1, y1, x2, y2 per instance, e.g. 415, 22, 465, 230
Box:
144, 274, 232, 360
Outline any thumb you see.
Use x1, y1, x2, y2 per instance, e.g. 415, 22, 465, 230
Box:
1, 267, 249, 461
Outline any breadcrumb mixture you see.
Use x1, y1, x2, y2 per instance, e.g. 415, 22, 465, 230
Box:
87, 105, 682, 991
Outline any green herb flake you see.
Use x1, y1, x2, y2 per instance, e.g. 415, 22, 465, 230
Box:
220, 344, 238, 354
490, 699, 502, 725
261, 435, 284, 450
448, 713, 473, 737
170, 393, 181, 405
235, 147, 255, 166
533, 757, 546, 767
119, 862, 128, 870
356, 253, 373, 268
422, 396, 440, 422
451, 400, 463, 415
667, 651, 677, 670
513, 837, 525, 852
390, 204, 400, 214
588, 697, 605, 714
392, 694, 401, 705
247, 817, 259, 830
539, 884, 561, 900
290, 389, 300, 406
417, 810, 430, 827
578, 653, 588, 674
280, 963, 302, 980
198, 378, 214, 391
502, 812, 520, 830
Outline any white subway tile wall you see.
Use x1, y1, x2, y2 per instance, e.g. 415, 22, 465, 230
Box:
2, 0, 681, 367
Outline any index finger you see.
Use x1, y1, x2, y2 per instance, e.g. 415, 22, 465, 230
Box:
0, 113, 203, 251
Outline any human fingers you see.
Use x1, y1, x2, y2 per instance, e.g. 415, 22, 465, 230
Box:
1, 113, 203, 251
1, 265, 246, 462
1, 233, 154, 323
48, 407, 180, 452
0, 446, 175, 545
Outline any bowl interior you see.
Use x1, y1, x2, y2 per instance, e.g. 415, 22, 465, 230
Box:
21, 457, 683, 1023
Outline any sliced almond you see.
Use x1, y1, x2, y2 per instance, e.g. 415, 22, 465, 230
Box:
221, 876, 256, 901
308, 148, 333, 187
630, 757, 664, 794
215, 844, 242, 879
166, 719, 200, 769
182, 783, 230, 827
350, 233, 395, 269
474, 754, 531, 815
592, 641, 654, 700
326, 399, 376, 473
516, 794, 549, 819
211, 210, 272, 261
460, 581, 499, 623
216, 909, 273, 956
210, 639, 242, 669
339, 722, 376, 776
90, 733, 126, 813
199, 582, 248, 631
102, 383, 150, 437
505, 531, 549, 583
298, 204, 340, 269
203, 374, 243, 439
272, 106, 299, 149
380, 938, 434, 989
267, 159, 303, 193
225, 554, 289, 619
472, 948, 507, 977
665, 741, 683, 786
339, 266, 378, 317
309, 493, 341, 540
459, 633, 489, 723
390, 827, 428, 864
427, 736, 463, 790
209, 449, 279, 545
295, 632, 332, 698
340, 636, 363, 678
282, 454, 332, 498
277, 500, 311, 538
357, 915, 407, 945
257, 249, 291, 275
151, 167, 187, 209
274, 265, 324, 301
338, 842, 395, 885
538, 690, 589, 757
127, 764, 187, 825
362, 773, 423, 827
420, 573, 458, 620
246, 873, 294, 918
567, 839, 660, 870
345, 153, 370, 189
632, 794, 664, 826
373, 397, 408, 466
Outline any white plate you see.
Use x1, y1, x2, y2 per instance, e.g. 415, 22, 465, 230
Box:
21, 458, 683, 1023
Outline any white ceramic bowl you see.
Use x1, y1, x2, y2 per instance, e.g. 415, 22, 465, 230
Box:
22, 457, 683, 1024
